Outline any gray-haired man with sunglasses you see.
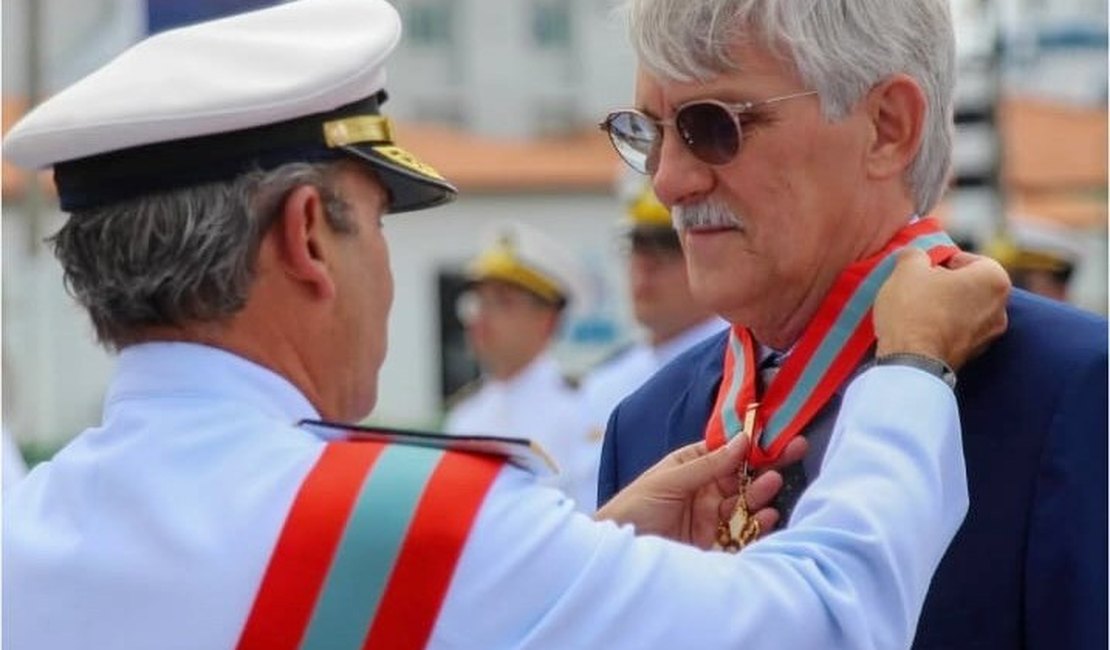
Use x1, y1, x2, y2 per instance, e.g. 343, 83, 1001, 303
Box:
597, 1, 1108, 649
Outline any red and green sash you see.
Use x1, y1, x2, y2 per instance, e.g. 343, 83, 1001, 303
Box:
703, 218, 958, 467
236, 437, 503, 650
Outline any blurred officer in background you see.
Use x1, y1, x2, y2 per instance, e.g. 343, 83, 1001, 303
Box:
985, 231, 1078, 303
582, 184, 724, 444
445, 222, 597, 511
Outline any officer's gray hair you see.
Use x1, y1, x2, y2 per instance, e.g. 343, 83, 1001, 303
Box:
49, 161, 354, 350
624, 0, 955, 214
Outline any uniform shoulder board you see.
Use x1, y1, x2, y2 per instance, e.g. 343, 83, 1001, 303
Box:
444, 378, 483, 411
300, 419, 558, 476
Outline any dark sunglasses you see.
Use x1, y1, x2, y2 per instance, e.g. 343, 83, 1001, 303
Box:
599, 90, 817, 173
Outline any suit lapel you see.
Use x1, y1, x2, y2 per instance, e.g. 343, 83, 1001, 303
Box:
665, 331, 728, 451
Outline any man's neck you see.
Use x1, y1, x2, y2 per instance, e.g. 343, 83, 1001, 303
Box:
487, 351, 544, 383
738, 213, 916, 350
742, 277, 832, 351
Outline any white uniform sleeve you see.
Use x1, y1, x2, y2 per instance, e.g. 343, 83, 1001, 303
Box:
431, 365, 967, 650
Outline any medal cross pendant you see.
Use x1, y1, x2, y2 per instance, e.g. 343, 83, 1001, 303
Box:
714, 403, 762, 552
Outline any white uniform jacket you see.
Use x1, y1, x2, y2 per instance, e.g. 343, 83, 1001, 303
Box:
4, 342, 967, 650
444, 352, 597, 512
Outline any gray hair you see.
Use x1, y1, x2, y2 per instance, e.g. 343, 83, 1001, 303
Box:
49, 161, 355, 350
625, 0, 955, 214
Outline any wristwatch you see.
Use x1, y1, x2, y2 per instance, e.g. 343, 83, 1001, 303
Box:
872, 353, 957, 390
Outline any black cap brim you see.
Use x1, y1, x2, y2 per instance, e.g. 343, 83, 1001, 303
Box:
342, 143, 457, 214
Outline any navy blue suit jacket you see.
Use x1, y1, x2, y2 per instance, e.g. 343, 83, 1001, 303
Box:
598, 290, 1107, 649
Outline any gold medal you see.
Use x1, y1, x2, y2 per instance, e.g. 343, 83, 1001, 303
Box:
713, 403, 762, 553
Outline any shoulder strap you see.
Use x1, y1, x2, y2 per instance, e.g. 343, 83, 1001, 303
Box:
236, 439, 503, 650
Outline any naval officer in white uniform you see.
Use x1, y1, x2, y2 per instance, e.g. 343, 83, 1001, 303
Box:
583, 184, 725, 448
2, 1, 1011, 649
445, 222, 599, 512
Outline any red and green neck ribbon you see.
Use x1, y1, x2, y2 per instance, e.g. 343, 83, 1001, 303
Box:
704, 218, 958, 468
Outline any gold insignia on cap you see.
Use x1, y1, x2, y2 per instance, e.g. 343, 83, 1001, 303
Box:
323, 115, 394, 147
469, 241, 565, 305
374, 145, 447, 181
985, 237, 1075, 274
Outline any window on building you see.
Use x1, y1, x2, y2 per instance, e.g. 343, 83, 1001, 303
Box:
407, 1, 453, 47
531, 0, 571, 49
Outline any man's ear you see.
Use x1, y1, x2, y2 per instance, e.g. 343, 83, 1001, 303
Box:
864, 74, 927, 181
273, 184, 337, 300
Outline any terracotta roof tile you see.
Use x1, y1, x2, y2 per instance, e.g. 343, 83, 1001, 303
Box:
391, 122, 623, 192
997, 96, 1108, 229
2, 97, 55, 200
999, 96, 1107, 190
3, 95, 1104, 230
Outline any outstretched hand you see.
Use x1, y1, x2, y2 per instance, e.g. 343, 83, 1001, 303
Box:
595, 434, 785, 549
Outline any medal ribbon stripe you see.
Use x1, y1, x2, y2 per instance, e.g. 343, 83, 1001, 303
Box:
758, 232, 957, 454
705, 219, 957, 467
705, 328, 755, 449
237, 442, 384, 650
364, 451, 503, 649
299, 444, 443, 650
721, 332, 755, 446
237, 439, 505, 650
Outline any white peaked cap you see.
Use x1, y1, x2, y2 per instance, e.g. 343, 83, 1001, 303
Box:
2, 0, 455, 213
468, 221, 587, 309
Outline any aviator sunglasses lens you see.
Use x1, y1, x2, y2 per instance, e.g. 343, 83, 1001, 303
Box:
607, 112, 658, 173
675, 102, 740, 165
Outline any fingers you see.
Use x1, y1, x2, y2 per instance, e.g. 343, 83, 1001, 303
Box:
644, 440, 712, 478
752, 507, 781, 539
769, 437, 808, 471
874, 245, 1012, 369
656, 435, 749, 493
718, 471, 783, 544
717, 495, 740, 522
715, 494, 782, 544
943, 251, 978, 270
895, 246, 931, 267
745, 470, 783, 512
948, 254, 1011, 365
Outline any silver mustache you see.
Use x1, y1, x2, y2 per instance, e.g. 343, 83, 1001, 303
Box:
671, 200, 744, 232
